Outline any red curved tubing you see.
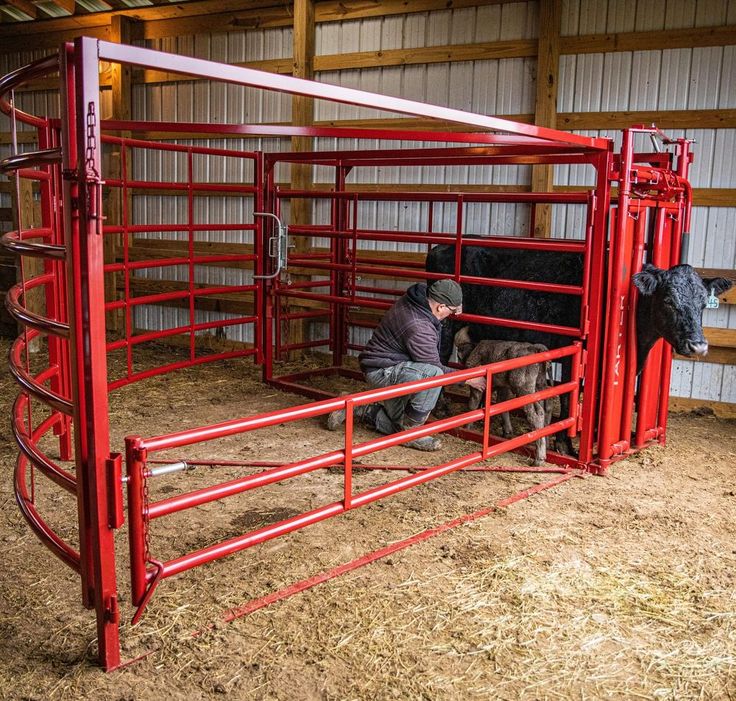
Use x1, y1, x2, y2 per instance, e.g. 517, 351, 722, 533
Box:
1, 230, 65, 259
0, 53, 58, 127
6, 279, 71, 339
9, 333, 73, 416
15, 449, 81, 573
13, 392, 76, 494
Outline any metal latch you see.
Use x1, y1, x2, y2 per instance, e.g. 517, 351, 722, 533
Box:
253, 212, 289, 280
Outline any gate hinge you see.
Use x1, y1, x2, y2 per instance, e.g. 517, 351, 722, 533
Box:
582, 304, 591, 337
104, 594, 120, 623
106, 453, 125, 529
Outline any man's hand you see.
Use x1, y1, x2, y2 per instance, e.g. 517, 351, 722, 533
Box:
465, 376, 486, 391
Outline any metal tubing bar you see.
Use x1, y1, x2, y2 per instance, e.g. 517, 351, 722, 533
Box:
15, 451, 81, 572
104, 284, 257, 311
287, 258, 584, 296
276, 188, 591, 205
1, 230, 66, 259
5, 280, 71, 338
65, 37, 120, 670
103, 179, 258, 194
12, 388, 76, 494
0, 147, 62, 174
0, 54, 59, 126
98, 41, 608, 149
150, 416, 575, 583
140, 345, 579, 453
126, 437, 147, 607
286, 226, 587, 252
155, 452, 482, 579
104, 118, 600, 147
104, 224, 257, 235
106, 315, 257, 352
9, 333, 74, 415
102, 134, 258, 159
108, 348, 257, 391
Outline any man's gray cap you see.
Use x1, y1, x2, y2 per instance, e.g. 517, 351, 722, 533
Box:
428, 279, 463, 307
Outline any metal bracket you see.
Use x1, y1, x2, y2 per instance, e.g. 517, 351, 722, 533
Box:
253, 211, 289, 280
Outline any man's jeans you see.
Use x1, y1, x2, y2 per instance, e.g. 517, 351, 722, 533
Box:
364, 362, 444, 435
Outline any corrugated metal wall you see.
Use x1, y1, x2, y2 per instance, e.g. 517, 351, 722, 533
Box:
0, 0, 733, 399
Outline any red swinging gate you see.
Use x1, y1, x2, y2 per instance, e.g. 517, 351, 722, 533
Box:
0, 38, 692, 670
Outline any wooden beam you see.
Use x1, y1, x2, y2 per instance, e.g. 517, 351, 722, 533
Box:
314, 39, 536, 72
530, 0, 560, 238
566, 24, 736, 55
288, 0, 316, 354
3, 0, 37, 19
674, 347, 736, 366
668, 397, 736, 419
104, 14, 139, 332
696, 268, 736, 305
45, 0, 76, 15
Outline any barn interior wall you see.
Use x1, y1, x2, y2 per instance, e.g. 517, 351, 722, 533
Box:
0, 0, 734, 405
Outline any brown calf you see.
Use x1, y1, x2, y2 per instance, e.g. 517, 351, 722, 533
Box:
455, 328, 551, 466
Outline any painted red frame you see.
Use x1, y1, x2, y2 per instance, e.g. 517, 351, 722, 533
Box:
0, 38, 692, 670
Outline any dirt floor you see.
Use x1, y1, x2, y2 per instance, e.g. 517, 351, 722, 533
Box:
0, 339, 734, 701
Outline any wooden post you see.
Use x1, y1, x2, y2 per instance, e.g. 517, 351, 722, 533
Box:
288, 0, 316, 354
531, 0, 561, 238
103, 15, 138, 335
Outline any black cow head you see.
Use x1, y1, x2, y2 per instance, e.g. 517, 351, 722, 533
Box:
632, 263, 732, 371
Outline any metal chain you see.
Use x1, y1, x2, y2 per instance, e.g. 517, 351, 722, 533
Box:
141, 460, 152, 564
84, 101, 99, 182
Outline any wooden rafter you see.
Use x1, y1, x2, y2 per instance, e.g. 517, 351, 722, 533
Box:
3, 0, 37, 19
44, 0, 75, 14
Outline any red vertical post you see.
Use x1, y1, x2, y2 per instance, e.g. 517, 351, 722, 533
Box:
619, 208, 647, 445
597, 130, 636, 469
125, 435, 148, 607
635, 206, 668, 447
61, 38, 121, 671
253, 151, 264, 366
577, 151, 612, 466
262, 162, 275, 382
343, 398, 353, 509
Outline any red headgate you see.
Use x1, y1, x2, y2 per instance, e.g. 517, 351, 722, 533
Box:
0, 39, 692, 670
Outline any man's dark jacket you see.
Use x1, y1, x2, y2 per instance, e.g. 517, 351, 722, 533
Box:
359, 283, 451, 374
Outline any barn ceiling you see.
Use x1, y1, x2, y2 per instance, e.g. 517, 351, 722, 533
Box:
0, 0, 194, 22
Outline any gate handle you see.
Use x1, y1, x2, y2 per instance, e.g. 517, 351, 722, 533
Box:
253, 212, 288, 280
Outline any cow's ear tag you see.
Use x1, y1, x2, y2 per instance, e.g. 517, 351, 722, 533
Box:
706, 288, 720, 309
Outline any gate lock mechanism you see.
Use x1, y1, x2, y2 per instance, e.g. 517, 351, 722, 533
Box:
253, 212, 289, 280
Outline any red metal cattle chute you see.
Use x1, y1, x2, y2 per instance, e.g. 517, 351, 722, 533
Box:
0, 38, 692, 670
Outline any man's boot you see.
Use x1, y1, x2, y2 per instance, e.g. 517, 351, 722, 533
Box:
326, 403, 380, 431
397, 414, 443, 452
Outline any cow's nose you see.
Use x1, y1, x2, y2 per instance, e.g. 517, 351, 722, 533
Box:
686, 340, 708, 356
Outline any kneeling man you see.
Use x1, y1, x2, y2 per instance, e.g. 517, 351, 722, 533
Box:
326, 279, 484, 451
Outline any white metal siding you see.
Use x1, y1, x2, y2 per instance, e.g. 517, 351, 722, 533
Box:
1, 0, 733, 401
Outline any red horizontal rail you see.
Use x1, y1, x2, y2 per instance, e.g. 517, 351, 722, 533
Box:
287, 227, 587, 252
102, 134, 258, 159
106, 315, 257, 352
105, 284, 256, 311
103, 179, 257, 194
108, 348, 257, 391
276, 188, 591, 204
98, 40, 609, 149
105, 253, 257, 274
139, 344, 579, 453
288, 258, 583, 296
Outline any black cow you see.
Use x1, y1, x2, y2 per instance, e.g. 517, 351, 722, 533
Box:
426, 243, 732, 452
